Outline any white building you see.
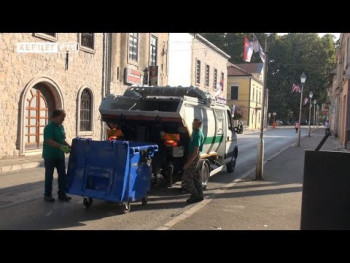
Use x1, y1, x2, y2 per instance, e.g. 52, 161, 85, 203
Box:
168, 33, 230, 102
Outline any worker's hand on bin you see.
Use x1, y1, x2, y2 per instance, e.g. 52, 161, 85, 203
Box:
60, 145, 71, 154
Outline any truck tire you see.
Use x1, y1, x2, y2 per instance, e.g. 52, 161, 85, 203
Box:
226, 147, 238, 173
200, 161, 210, 190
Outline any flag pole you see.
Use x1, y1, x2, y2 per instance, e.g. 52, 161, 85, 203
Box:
255, 35, 268, 180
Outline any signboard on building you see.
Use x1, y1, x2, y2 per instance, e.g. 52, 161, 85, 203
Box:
124, 68, 142, 85
149, 65, 158, 86
216, 96, 227, 105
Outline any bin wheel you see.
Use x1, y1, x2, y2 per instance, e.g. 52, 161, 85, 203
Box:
141, 196, 148, 206
83, 197, 93, 208
121, 202, 131, 214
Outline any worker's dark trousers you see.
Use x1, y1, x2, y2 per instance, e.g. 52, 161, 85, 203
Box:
44, 158, 66, 198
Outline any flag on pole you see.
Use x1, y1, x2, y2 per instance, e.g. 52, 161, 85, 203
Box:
292, 83, 301, 93
214, 79, 224, 96
259, 47, 266, 63
253, 35, 260, 53
243, 37, 253, 62
232, 104, 236, 117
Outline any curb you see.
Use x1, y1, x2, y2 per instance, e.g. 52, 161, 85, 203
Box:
0, 158, 69, 175
0, 161, 43, 174
243, 128, 272, 135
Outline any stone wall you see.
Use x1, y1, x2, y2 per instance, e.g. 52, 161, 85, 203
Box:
0, 33, 104, 158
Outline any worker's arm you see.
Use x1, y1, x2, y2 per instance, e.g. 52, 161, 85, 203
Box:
44, 125, 70, 149
44, 125, 60, 148
64, 140, 71, 148
183, 146, 199, 170
45, 138, 61, 148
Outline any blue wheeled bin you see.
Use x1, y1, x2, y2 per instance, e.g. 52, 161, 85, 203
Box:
66, 138, 158, 213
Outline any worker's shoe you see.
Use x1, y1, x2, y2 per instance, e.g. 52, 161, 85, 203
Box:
44, 195, 55, 202
186, 196, 204, 204
58, 195, 72, 202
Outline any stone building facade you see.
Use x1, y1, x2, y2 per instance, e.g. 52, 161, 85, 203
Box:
191, 34, 230, 101
109, 33, 169, 95
328, 33, 350, 148
0, 33, 105, 158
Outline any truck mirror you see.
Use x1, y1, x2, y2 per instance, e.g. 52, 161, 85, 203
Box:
233, 122, 243, 134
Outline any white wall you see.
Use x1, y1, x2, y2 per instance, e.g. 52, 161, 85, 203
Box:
168, 33, 192, 86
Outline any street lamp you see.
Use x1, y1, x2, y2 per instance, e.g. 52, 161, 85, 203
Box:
313, 99, 317, 130
308, 91, 313, 137
316, 104, 319, 130
272, 112, 276, 127
297, 72, 306, 147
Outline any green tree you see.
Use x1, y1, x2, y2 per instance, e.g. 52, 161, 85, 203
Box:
267, 33, 336, 121
200, 33, 336, 122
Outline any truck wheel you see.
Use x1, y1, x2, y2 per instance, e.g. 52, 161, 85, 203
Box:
226, 157, 236, 173
227, 148, 238, 173
201, 161, 210, 190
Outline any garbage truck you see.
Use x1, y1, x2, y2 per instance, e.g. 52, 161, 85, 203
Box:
99, 86, 242, 189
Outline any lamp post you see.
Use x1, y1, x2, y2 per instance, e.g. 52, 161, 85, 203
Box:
268, 113, 271, 126
313, 99, 317, 130
316, 104, 319, 130
297, 72, 306, 147
255, 35, 269, 180
308, 91, 313, 137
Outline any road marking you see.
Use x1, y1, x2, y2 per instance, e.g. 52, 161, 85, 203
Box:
156, 139, 297, 230
46, 211, 53, 217
156, 167, 255, 230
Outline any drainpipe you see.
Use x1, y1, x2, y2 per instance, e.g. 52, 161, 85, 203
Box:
100, 33, 111, 140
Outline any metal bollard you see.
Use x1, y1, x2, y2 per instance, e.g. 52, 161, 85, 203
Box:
315, 131, 331, 151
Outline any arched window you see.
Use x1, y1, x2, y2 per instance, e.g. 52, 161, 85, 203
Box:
80, 89, 92, 131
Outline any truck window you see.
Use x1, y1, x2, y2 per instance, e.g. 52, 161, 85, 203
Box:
214, 109, 224, 135
226, 110, 233, 131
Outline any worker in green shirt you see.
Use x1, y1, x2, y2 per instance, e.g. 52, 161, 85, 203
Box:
182, 118, 205, 204
42, 109, 72, 202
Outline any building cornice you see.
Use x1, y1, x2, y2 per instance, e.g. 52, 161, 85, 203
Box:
191, 33, 231, 59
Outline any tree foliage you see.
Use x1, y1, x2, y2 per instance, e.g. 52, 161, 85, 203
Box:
201, 33, 336, 121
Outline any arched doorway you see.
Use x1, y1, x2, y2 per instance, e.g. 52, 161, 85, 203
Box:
24, 83, 55, 150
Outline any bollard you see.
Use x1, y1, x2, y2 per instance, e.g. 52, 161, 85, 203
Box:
315, 131, 331, 151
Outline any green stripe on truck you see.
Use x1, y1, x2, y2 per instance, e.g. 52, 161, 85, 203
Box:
203, 135, 223, 144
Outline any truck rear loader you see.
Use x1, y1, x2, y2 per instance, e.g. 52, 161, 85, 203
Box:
99, 86, 243, 189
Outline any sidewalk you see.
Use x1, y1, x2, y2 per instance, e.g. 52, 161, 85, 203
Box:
170, 128, 350, 230
0, 155, 69, 174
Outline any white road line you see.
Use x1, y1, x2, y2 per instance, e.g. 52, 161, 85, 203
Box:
156, 168, 255, 230
156, 140, 296, 230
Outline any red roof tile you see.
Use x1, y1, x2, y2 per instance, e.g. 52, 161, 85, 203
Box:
234, 63, 263, 74
227, 64, 251, 76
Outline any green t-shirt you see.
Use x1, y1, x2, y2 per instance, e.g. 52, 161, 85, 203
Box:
188, 128, 204, 155
42, 121, 66, 159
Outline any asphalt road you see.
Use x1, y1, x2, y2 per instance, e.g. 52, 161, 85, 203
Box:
0, 127, 306, 230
